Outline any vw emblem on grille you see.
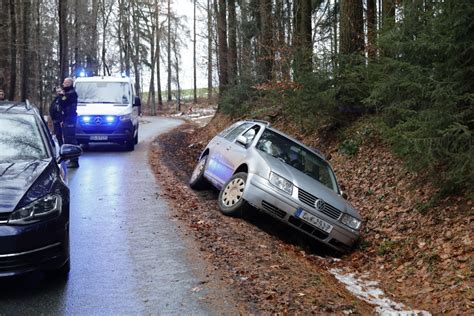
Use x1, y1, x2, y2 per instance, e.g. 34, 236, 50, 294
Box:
94, 117, 102, 125
314, 199, 325, 211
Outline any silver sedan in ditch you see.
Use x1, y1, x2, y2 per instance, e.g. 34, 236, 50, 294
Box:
189, 120, 361, 252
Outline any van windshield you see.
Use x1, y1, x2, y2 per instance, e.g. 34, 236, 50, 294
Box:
76, 82, 131, 104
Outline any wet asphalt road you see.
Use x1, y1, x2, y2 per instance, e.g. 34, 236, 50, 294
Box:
0, 117, 232, 315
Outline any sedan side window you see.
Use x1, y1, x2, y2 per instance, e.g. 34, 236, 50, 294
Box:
224, 123, 253, 142
241, 125, 260, 144
218, 122, 241, 138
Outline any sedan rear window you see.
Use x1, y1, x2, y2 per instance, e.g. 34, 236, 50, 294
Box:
256, 129, 338, 192
0, 114, 47, 162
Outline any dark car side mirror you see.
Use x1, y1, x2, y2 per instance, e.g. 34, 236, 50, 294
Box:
341, 191, 349, 200
58, 144, 83, 163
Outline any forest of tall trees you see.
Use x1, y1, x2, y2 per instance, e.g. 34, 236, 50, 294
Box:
0, 0, 472, 192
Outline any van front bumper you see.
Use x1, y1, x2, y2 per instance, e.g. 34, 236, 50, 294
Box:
76, 116, 135, 144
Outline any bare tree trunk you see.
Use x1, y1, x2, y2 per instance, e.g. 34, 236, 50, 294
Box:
193, 0, 197, 103
132, 2, 141, 96
86, 0, 99, 76
292, 0, 312, 78
156, 0, 163, 108
59, 0, 68, 81
20, 0, 31, 101
0, 0, 10, 94
367, 0, 377, 59
167, 0, 172, 102
382, 0, 395, 28
260, 0, 273, 81
74, 0, 79, 76
228, 0, 237, 85
207, 0, 213, 100
217, 0, 228, 94
340, 0, 364, 54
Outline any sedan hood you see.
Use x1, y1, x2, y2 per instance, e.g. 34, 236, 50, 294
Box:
259, 152, 360, 218
0, 159, 52, 214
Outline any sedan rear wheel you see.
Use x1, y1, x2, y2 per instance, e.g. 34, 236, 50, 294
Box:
218, 172, 249, 217
189, 155, 209, 189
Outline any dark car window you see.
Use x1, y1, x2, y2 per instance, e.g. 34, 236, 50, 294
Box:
0, 113, 48, 162
224, 122, 253, 142
256, 129, 338, 192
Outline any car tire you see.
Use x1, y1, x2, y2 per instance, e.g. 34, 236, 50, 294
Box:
57, 259, 71, 276
189, 155, 209, 189
125, 136, 135, 151
218, 172, 249, 217
134, 124, 139, 144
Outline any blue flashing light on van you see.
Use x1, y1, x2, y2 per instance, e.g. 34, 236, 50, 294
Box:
74, 76, 141, 151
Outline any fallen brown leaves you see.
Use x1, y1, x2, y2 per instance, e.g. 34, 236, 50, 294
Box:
150, 114, 473, 314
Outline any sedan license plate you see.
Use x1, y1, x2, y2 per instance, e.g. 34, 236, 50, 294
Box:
295, 208, 333, 233
90, 135, 108, 141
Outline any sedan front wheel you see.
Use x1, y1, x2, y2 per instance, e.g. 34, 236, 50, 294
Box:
218, 172, 249, 217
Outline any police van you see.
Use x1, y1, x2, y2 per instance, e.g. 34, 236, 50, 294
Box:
74, 76, 140, 151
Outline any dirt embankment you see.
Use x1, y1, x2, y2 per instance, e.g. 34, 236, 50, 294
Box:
150, 114, 472, 314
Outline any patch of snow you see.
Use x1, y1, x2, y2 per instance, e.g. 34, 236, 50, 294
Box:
329, 268, 431, 316
191, 114, 214, 121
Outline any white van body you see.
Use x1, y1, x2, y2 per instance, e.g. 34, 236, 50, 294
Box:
74, 76, 140, 151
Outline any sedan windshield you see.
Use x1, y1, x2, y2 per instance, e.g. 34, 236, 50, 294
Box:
76, 81, 131, 104
256, 129, 338, 192
0, 114, 47, 162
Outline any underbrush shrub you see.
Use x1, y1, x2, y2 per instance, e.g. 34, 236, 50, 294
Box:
218, 82, 258, 117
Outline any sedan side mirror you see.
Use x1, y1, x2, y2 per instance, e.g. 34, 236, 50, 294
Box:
236, 135, 250, 147
58, 144, 83, 163
341, 191, 348, 199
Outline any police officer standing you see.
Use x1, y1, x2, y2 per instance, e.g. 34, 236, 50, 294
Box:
49, 87, 64, 146
59, 77, 79, 168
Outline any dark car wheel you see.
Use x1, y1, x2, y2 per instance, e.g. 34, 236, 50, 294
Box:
125, 136, 135, 151
57, 259, 71, 276
189, 155, 209, 189
218, 172, 249, 217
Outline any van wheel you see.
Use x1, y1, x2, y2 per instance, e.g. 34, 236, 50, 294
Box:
218, 172, 249, 217
125, 137, 135, 151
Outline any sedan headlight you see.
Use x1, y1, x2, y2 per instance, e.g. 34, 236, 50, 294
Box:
340, 213, 361, 230
9, 194, 62, 225
120, 113, 132, 121
269, 172, 293, 195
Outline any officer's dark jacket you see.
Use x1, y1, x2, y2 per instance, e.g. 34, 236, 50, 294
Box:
60, 86, 78, 117
49, 96, 62, 123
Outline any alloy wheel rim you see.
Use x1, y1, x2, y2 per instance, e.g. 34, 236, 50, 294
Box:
222, 177, 245, 207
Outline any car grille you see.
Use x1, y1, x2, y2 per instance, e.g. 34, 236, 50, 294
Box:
288, 216, 328, 240
0, 243, 63, 273
298, 188, 342, 220
261, 201, 286, 218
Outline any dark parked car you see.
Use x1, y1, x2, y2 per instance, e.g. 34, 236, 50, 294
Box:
0, 101, 82, 277
190, 120, 362, 252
